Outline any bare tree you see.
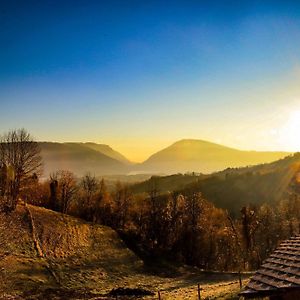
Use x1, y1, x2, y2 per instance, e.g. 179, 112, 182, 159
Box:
82, 173, 98, 206
81, 173, 99, 220
113, 182, 132, 229
0, 129, 42, 211
51, 170, 77, 214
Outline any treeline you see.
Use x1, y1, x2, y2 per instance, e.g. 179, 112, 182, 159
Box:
20, 169, 300, 271
1, 129, 300, 271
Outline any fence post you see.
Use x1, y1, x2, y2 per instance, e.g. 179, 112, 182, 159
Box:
197, 283, 201, 300
239, 270, 242, 289
158, 290, 161, 300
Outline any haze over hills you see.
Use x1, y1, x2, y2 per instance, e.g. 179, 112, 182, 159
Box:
138, 139, 290, 174
82, 142, 132, 165
39, 142, 130, 176
38, 139, 291, 177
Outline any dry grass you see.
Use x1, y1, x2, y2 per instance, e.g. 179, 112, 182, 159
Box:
0, 204, 248, 299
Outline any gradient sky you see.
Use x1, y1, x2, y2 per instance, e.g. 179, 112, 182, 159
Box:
1, 0, 300, 162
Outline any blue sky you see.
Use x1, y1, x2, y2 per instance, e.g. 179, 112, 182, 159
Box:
1, 1, 300, 161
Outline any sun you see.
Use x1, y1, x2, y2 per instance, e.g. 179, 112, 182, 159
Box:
279, 110, 300, 151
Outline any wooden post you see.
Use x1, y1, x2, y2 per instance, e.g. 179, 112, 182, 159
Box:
239, 270, 242, 289
158, 290, 161, 300
197, 283, 201, 300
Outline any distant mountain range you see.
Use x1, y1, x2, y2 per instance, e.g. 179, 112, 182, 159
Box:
82, 142, 132, 165
39, 142, 130, 176
136, 139, 290, 174
39, 139, 291, 177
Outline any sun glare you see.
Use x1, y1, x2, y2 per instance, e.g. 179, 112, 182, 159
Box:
279, 110, 300, 151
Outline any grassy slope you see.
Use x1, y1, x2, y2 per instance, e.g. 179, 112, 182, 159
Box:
0, 204, 142, 298
0, 204, 249, 299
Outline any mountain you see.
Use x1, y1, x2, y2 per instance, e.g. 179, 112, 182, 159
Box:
39, 142, 129, 177
82, 142, 132, 164
138, 139, 290, 174
38, 139, 291, 178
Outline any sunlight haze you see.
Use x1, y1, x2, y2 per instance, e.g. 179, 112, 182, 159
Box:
1, 1, 300, 162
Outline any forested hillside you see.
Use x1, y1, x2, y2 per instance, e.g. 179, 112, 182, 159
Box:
132, 153, 300, 215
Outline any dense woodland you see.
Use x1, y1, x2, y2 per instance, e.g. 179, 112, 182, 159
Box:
1, 129, 300, 272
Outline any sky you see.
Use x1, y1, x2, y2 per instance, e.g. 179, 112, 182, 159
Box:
1, 0, 300, 162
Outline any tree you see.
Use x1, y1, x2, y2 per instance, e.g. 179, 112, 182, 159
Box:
181, 192, 203, 265
113, 182, 132, 229
49, 177, 58, 210
0, 129, 42, 211
93, 178, 111, 224
0, 163, 8, 198
50, 170, 77, 214
80, 173, 99, 221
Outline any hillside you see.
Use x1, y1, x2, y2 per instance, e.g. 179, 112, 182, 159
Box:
0, 204, 143, 298
82, 142, 132, 165
185, 153, 300, 214
131, 173, 206, 194
132, 153, 300, 215
39, 142, 129, 177
138, 139, 290, 174
0, 204, 249, 299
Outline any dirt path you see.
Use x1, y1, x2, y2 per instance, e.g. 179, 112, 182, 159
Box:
25, 203, 61, 285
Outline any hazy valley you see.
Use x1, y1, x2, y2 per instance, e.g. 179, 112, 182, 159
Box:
39, 139, 290, 177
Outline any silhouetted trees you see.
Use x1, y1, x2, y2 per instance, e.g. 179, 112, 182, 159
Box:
0, 129, 42, 211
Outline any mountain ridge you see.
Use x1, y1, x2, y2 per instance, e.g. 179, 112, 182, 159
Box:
39, 142, 129, 176
38, 139, 291, 177
138, 139, 290, 174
